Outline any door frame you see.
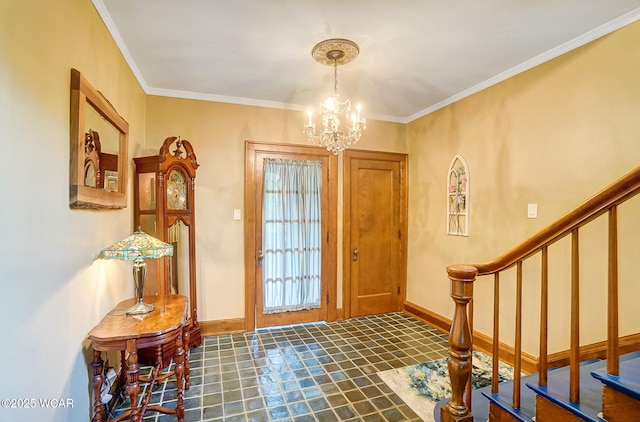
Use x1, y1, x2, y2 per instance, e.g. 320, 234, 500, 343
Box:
244, 141, 338, 331
342, 149, 408, 319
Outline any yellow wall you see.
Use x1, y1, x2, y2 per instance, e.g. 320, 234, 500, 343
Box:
406, 21, 640, 354
3, 0, 640, 419
143, 97, 406, 319
1, 0, 146, 419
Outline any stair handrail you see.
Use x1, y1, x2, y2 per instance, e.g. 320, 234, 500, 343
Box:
440, 165, 640, 422
472, 166, 640, 276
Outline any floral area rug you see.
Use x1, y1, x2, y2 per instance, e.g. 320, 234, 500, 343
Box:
377, 350, 514, 422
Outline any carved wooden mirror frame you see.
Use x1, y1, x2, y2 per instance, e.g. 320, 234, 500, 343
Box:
69, 69, 128, 209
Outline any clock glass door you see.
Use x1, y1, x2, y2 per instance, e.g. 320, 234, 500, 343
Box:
168, 219, 190, 299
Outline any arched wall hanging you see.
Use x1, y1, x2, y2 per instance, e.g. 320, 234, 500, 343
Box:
447, 155, 469, 236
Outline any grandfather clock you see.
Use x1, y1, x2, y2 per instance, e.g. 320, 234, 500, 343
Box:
134, 136, 202, 356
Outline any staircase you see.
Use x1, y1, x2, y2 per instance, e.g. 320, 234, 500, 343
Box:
436, 166, 640, 422
477, 351, 640, 422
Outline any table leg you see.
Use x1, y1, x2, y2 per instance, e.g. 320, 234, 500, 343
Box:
174, 330, 185, 422
119, 350, 127, 386
91, 350, 104, 422
125, 339, 141, 422
183, 323, 191, 390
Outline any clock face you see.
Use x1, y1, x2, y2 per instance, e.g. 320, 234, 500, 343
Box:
84, 161, 96, 188
167, 169, 187, 210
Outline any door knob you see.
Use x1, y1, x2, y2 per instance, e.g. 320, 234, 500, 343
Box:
352, 247, 359, 261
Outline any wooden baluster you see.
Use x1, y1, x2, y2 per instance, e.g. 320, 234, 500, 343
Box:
570, 229, 580, 403
441, 264, 476, 422
607, 207, 619, 376
91, 350, 104, 422
492, 272, 500, 394
539, 246, 549, 386
513, 261, 523, 409
466, 298, 474, 410
174, 329, 186, 422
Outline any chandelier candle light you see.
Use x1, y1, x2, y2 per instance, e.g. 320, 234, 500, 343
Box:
303, 38, 366, 154
102, 228, 174, 315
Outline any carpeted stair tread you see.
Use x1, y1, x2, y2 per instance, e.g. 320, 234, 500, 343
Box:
433, 372, 539, 422
433, 351, 640, 422
591, 352, 640, 401
481, 372, 539, 422
525, 358, 606, 422
526, 351, 640, 421
435, 360, 600, 422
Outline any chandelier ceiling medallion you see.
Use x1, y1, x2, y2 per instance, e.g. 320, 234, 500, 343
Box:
303, 38, 366, 155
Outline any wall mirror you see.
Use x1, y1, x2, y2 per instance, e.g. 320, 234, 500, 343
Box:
69, 68, 128, 209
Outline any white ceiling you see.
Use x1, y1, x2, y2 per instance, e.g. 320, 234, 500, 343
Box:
94, 1, 640, 123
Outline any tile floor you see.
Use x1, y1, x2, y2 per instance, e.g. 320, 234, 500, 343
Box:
114, 312, 450, 421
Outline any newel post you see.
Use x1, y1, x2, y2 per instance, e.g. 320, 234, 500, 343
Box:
441, 264, 477, 422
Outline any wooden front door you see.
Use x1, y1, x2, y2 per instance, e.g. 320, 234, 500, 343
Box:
343, 150, 408, 318
244, 142, 338, 330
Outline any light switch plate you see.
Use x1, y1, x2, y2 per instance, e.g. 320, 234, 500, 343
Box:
527, 203, 538, 219
233, 209, 241, 220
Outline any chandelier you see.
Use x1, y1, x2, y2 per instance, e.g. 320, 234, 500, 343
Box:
303, 38, 366, 155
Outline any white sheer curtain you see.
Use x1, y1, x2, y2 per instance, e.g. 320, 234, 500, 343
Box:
262, 158, 322, 314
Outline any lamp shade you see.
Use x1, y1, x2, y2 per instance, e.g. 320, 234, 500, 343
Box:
102, 229, 173, 260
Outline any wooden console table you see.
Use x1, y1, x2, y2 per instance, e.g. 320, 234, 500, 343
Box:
88, 295, 190, 422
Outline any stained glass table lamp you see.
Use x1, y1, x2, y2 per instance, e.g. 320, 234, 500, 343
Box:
102, 228, 174, 315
